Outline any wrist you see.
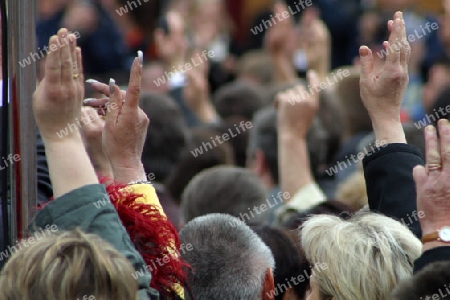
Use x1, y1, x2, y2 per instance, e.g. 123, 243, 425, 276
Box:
421, 223, 450, 252
278, 128, 308, 141
111, 163, 147, 184
42, 130, 84, 147
371, 118, 406, 144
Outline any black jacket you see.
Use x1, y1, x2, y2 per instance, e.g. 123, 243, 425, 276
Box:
363, 143, 423, 238
363, 143, 450, 274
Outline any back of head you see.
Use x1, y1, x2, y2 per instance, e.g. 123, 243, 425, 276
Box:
301, 213, 421, 300
237, 50, 274, 86
181, 166, 267, 224
283, 200, 353, 230
180, 213, 275, 300
0, 229, 138, 300
428, 85, 450, 128
165, 126, 235, 205
391, 261, 450, 300
247, 106, 279, 184
140, 92, 189, 182
251, 225, 310, 300
212, 81, 266, 121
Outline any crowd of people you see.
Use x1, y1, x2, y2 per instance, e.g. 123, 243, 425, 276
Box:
1, 0, 450, 299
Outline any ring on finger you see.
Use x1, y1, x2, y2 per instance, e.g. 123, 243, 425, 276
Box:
426, 163, 442, 174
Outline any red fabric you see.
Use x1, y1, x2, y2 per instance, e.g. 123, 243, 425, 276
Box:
40, 179, 189, 299
102, 179, 189, 300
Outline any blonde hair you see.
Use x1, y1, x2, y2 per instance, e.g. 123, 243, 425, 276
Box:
0, 229, 138, 300
335, 170, 368, 211
301, 213, 421, 300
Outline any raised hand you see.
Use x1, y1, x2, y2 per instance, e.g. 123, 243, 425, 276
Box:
276, 71, 321, 198
79, 107, 114, 179
33, 28, 98, 197
414, 120, 450, 251
276, 70, 320, 137
102, 52, 149, 184
359, 11, 409, 144
33, 28, 83, 142
265, 2, 295, 58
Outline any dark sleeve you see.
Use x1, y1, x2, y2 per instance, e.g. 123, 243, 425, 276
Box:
36, 130, 53, 205
414, 247, 450, 273
168, 86, 223, 127
30, 184, 159, 300
363, 143, 424, 238
169, 87, 199, 127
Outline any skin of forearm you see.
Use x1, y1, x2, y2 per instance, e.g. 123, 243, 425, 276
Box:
43, 132, 99, 198
278, 132, 314, 201
371, 118, 406, 144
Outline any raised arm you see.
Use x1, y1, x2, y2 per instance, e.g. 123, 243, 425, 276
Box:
32, 30, 159, 299
33, 28, 98, 197
359, 12, 423, 237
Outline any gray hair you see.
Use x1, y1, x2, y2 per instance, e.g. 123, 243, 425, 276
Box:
180, 213, 275, 300
180, 166, 268, 225
301, 212, 422, 300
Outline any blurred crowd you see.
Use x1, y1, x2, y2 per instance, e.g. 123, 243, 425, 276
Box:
1, 0, 450, 299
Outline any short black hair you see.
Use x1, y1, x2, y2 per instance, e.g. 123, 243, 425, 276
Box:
212, 81, 266, 121
251, 225, 311, 300
391, 261, 450, 300
165, 127, 235, 205
248, 106, 279, 184
428, 85, 450, 128
140, 93, 188, 182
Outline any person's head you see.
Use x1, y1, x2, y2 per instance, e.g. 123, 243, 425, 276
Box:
283, 200, 353, 230
301, 213, 422, 300
237, 50, 274, 86
251, 225, 311, 300
214, 116, 253, 167
180, 213, 275, 300
165, 126, 235, 205
0, 229, 138, 300
423, 56, 450, 111
140, 92, 189, 182
427, 85, 450, 128
334, 68, 371, 138
247, 106, 279, 189
391, 261, 450, 300
180, 166, 268, 225
212, 81, 267, 122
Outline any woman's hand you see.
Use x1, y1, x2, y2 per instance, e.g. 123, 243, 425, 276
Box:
80, 107, 114, 179
85, 52, 149, 184
33, 28, 83, 142
33, 28, 98, 197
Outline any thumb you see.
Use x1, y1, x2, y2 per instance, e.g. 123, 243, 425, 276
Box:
413, 165, 427, 187
359, 46, 374, 79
